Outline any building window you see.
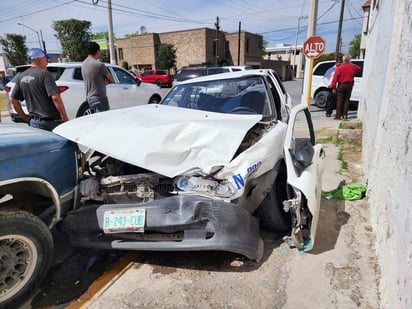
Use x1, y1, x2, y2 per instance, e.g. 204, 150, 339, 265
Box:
224, 41, 230, 59
213, 40, 217, 56
246, 38, 249, 54
118, 48, 123, 60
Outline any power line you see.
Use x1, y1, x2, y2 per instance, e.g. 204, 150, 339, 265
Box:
260, 16, 363, 35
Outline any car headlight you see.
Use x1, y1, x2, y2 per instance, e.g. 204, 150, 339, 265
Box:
174, 176, 237, 198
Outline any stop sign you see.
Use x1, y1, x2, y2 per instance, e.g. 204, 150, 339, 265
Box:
303, 35, 326, 58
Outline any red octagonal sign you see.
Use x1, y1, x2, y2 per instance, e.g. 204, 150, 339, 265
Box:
303, 35, 326, 59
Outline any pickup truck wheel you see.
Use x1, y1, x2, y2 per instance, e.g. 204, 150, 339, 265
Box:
156, 80, 163, 87
0, 209, 53, 309
314, 90, 329, 108
255, 164, 291, 232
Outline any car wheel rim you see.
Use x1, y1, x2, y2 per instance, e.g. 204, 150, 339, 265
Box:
0, 234, 38, 302
84, 108, 93, 115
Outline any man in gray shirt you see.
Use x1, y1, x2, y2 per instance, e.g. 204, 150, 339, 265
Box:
81, 42, 114, 112
11, 48, 69, 131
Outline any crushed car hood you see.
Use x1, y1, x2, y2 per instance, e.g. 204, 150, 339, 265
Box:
54, 104, 262, 178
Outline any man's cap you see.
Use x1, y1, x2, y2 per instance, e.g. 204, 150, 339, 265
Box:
27, 48, 51, 60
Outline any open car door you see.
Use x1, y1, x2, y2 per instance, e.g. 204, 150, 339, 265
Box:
283, 103, 325, 251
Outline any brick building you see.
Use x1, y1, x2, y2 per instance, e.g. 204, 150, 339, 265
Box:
115, 27, 289, 78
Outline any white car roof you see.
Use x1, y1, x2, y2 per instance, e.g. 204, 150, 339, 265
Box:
177, 69, 273, 85
44, 62, 122, 69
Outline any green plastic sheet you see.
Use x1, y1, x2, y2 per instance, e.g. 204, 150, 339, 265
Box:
321, 183, 367, 200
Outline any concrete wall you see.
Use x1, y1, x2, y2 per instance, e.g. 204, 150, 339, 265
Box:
358, 0, 412, 308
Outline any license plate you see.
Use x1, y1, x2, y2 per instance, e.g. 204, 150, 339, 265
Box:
103, 208, 146, 233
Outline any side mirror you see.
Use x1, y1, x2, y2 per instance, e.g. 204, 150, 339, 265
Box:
136, 77, 142, 86
290, 141, 314, 176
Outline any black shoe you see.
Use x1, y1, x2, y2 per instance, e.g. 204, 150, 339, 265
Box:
326, 113, 331, 117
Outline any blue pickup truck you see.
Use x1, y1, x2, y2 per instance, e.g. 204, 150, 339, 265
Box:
0, 69, 324, 309
0, 124, 80, 308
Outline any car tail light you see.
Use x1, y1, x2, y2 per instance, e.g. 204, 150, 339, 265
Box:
58, 86, 69, 93
4, 86, 11, 93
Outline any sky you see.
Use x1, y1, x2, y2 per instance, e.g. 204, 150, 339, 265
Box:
0, 0, 366, 56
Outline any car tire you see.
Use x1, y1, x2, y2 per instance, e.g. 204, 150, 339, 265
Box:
255, 163, 291, 232
0, 209, 54, 309
156, 80, 163, 88
314, 90, 329, 108
76, 102, 93, 117
148, 95, 161, 104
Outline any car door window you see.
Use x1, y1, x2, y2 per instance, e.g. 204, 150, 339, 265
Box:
46, 67, 65, 81
267, 76, 281, 120
112, 67, 136, 84
291, 108, 315, 149
353, 61, 364, 77
313, 62, 334, 76
73, 68, 83, 81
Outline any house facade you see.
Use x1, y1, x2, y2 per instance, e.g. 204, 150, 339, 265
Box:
115, 27, 289, 79
360, 0, 371, 59
264, 43, 304, 79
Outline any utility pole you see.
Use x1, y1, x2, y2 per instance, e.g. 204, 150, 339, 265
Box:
40, 30, 46, 53
301, 0, 319, 106
237, 21, 241, 66
335, 0, 345, 59
214, 16, 220, 66
293, 16, 308, 78
17, 22, 41, 49
107, 0, 116, 64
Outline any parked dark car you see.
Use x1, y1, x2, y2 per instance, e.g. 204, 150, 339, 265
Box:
0, 75, 13, 91
174, 66, 231, 84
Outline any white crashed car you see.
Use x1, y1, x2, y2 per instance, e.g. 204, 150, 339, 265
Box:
54, 69, 324, 261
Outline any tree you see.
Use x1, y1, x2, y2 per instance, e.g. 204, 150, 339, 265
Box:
262, 39, 268, 57
121, 61, 129, 70
0, 34, 28, 66
157, 44, 176, 72
92, 31, 109, 40
52, 19, 92, 61
349, 34, 361, 59
314, 52, 343, 66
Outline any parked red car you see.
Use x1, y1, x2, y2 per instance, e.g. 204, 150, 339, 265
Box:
137, 70, 174, 87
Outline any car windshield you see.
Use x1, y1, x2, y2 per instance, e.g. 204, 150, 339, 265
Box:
162, 76, 270, 117
175, 68, 206, 81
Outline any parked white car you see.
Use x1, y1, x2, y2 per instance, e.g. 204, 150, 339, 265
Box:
5, 62, 163, 121
310, 59, 364, 108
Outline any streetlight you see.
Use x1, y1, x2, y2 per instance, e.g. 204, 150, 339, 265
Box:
293, 15, 307, 78
17, 22, 47, 53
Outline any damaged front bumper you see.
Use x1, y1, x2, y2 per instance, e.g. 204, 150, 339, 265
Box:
61, 195, 264, 261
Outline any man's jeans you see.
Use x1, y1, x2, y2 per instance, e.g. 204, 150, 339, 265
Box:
88, 98, 110, 113
30, 117, 60, 131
